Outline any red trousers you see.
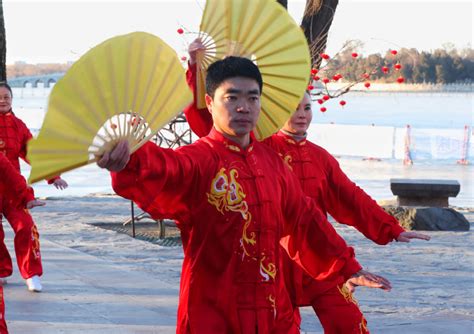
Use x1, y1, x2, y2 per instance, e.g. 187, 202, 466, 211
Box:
0, 286, 7, 334
0, 202, 42, 280
305, 283, 369, 334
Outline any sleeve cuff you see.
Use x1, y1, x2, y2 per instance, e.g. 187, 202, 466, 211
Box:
47, 176, 60, 184
392, 223, 406, 241
341, 255, 363, 280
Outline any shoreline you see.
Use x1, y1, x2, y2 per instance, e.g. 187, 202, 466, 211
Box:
326, 82, 474, 93
11, 83, 474, 96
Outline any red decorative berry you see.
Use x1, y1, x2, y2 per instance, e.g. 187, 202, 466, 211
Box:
321, 53, 330, 60
307, 85, 314, 90
181, 56, 187, 61
317, 99, 324, 104
130, 117, 139, 126
177, 28, 184, 34
311, 68, 318, 75
339, 100, 346, 106
394, 63, 402, 70
364, 82, 371, 88
323, 95, 330, 101
391, 50, 398, 55
322, 78, 330, 84
351, 52, 358, 58
332, 75, 340, 81
382, 66, 389, 73
320, 107, 327, 112
397, 76, 405, 83
313, 75, 320, 81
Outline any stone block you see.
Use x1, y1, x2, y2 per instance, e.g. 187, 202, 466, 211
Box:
390, 178, 460, 207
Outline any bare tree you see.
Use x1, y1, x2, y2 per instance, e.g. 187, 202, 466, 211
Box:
0, 0, 5, 81
276, 0, 339, 70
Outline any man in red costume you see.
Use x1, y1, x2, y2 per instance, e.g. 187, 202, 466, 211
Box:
0, 153, 46, 334
98, 57, 390, 333
0, 82, 68, 292
183, 40, 430, 333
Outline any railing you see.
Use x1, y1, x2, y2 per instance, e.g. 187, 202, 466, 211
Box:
308, 123, 473, 164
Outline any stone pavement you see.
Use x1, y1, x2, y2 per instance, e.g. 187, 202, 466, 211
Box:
3, 231, 178, 334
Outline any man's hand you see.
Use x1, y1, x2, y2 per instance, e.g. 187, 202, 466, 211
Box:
188, 38, 206, 65
53, 178, 68, 190
345, 269, 392, 293
396, 231, 431, 242
97, 140, 130, 172
26, 199, 46, 209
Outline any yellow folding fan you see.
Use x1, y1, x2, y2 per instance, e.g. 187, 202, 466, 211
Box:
27, 32, 192, 184
196, 0, 311, 139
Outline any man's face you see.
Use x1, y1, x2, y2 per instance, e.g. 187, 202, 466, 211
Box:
0, 87, 12, 114
206, 77, 261, 139
282, 93, 312, 136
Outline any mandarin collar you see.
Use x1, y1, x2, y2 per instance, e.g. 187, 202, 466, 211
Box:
208, 127, 255, 154
277, 130, 307, 146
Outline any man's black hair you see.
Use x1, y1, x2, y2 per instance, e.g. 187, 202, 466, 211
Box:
205, 56, 263, 97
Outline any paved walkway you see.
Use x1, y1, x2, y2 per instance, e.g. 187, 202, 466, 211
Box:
4, 230, 178, 333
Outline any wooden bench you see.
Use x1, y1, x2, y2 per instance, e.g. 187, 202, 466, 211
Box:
390, 178, 460, 207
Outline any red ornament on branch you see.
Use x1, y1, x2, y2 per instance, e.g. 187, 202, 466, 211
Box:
311, 68, 318, 75
317, 99, 324, 105
394, 63, 402, 70
382, 66, 389, 73
307, 84, 314, 90
323, 95, 330, 101
364, 82, 371, 88
322, 78, 330, 84
177, 28, 184, 34
320, 107, 327, 112
339, 100, 346, 106
396, 76, 405, 83
321, 53, 330, 60
313, 75, 320, 81
390, 50, 398, 55
351, 52, 358, 58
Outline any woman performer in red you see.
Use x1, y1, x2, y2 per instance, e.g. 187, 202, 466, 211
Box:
182, 40, 430, 333
0, 82, 68, 292
98, 57, 390, 334
0, 153, 45, 333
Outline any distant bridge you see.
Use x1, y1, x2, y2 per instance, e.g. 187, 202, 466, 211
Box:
8, 73, 64, 88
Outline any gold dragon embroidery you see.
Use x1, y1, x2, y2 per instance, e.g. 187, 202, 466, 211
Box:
207, 168, 256, 258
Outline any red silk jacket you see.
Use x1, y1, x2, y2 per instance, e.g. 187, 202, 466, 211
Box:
111, 129, 361, 333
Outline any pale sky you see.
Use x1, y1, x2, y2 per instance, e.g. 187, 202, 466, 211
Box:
4, 0, 473, 64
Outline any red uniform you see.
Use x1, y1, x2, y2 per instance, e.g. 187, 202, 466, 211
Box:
111, 129, 362, 334
264, 131, 404, 333
183, 64, 405, 333
183, 63, 213, 138
0, 112, 43, 280
0, 153, 36, 334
